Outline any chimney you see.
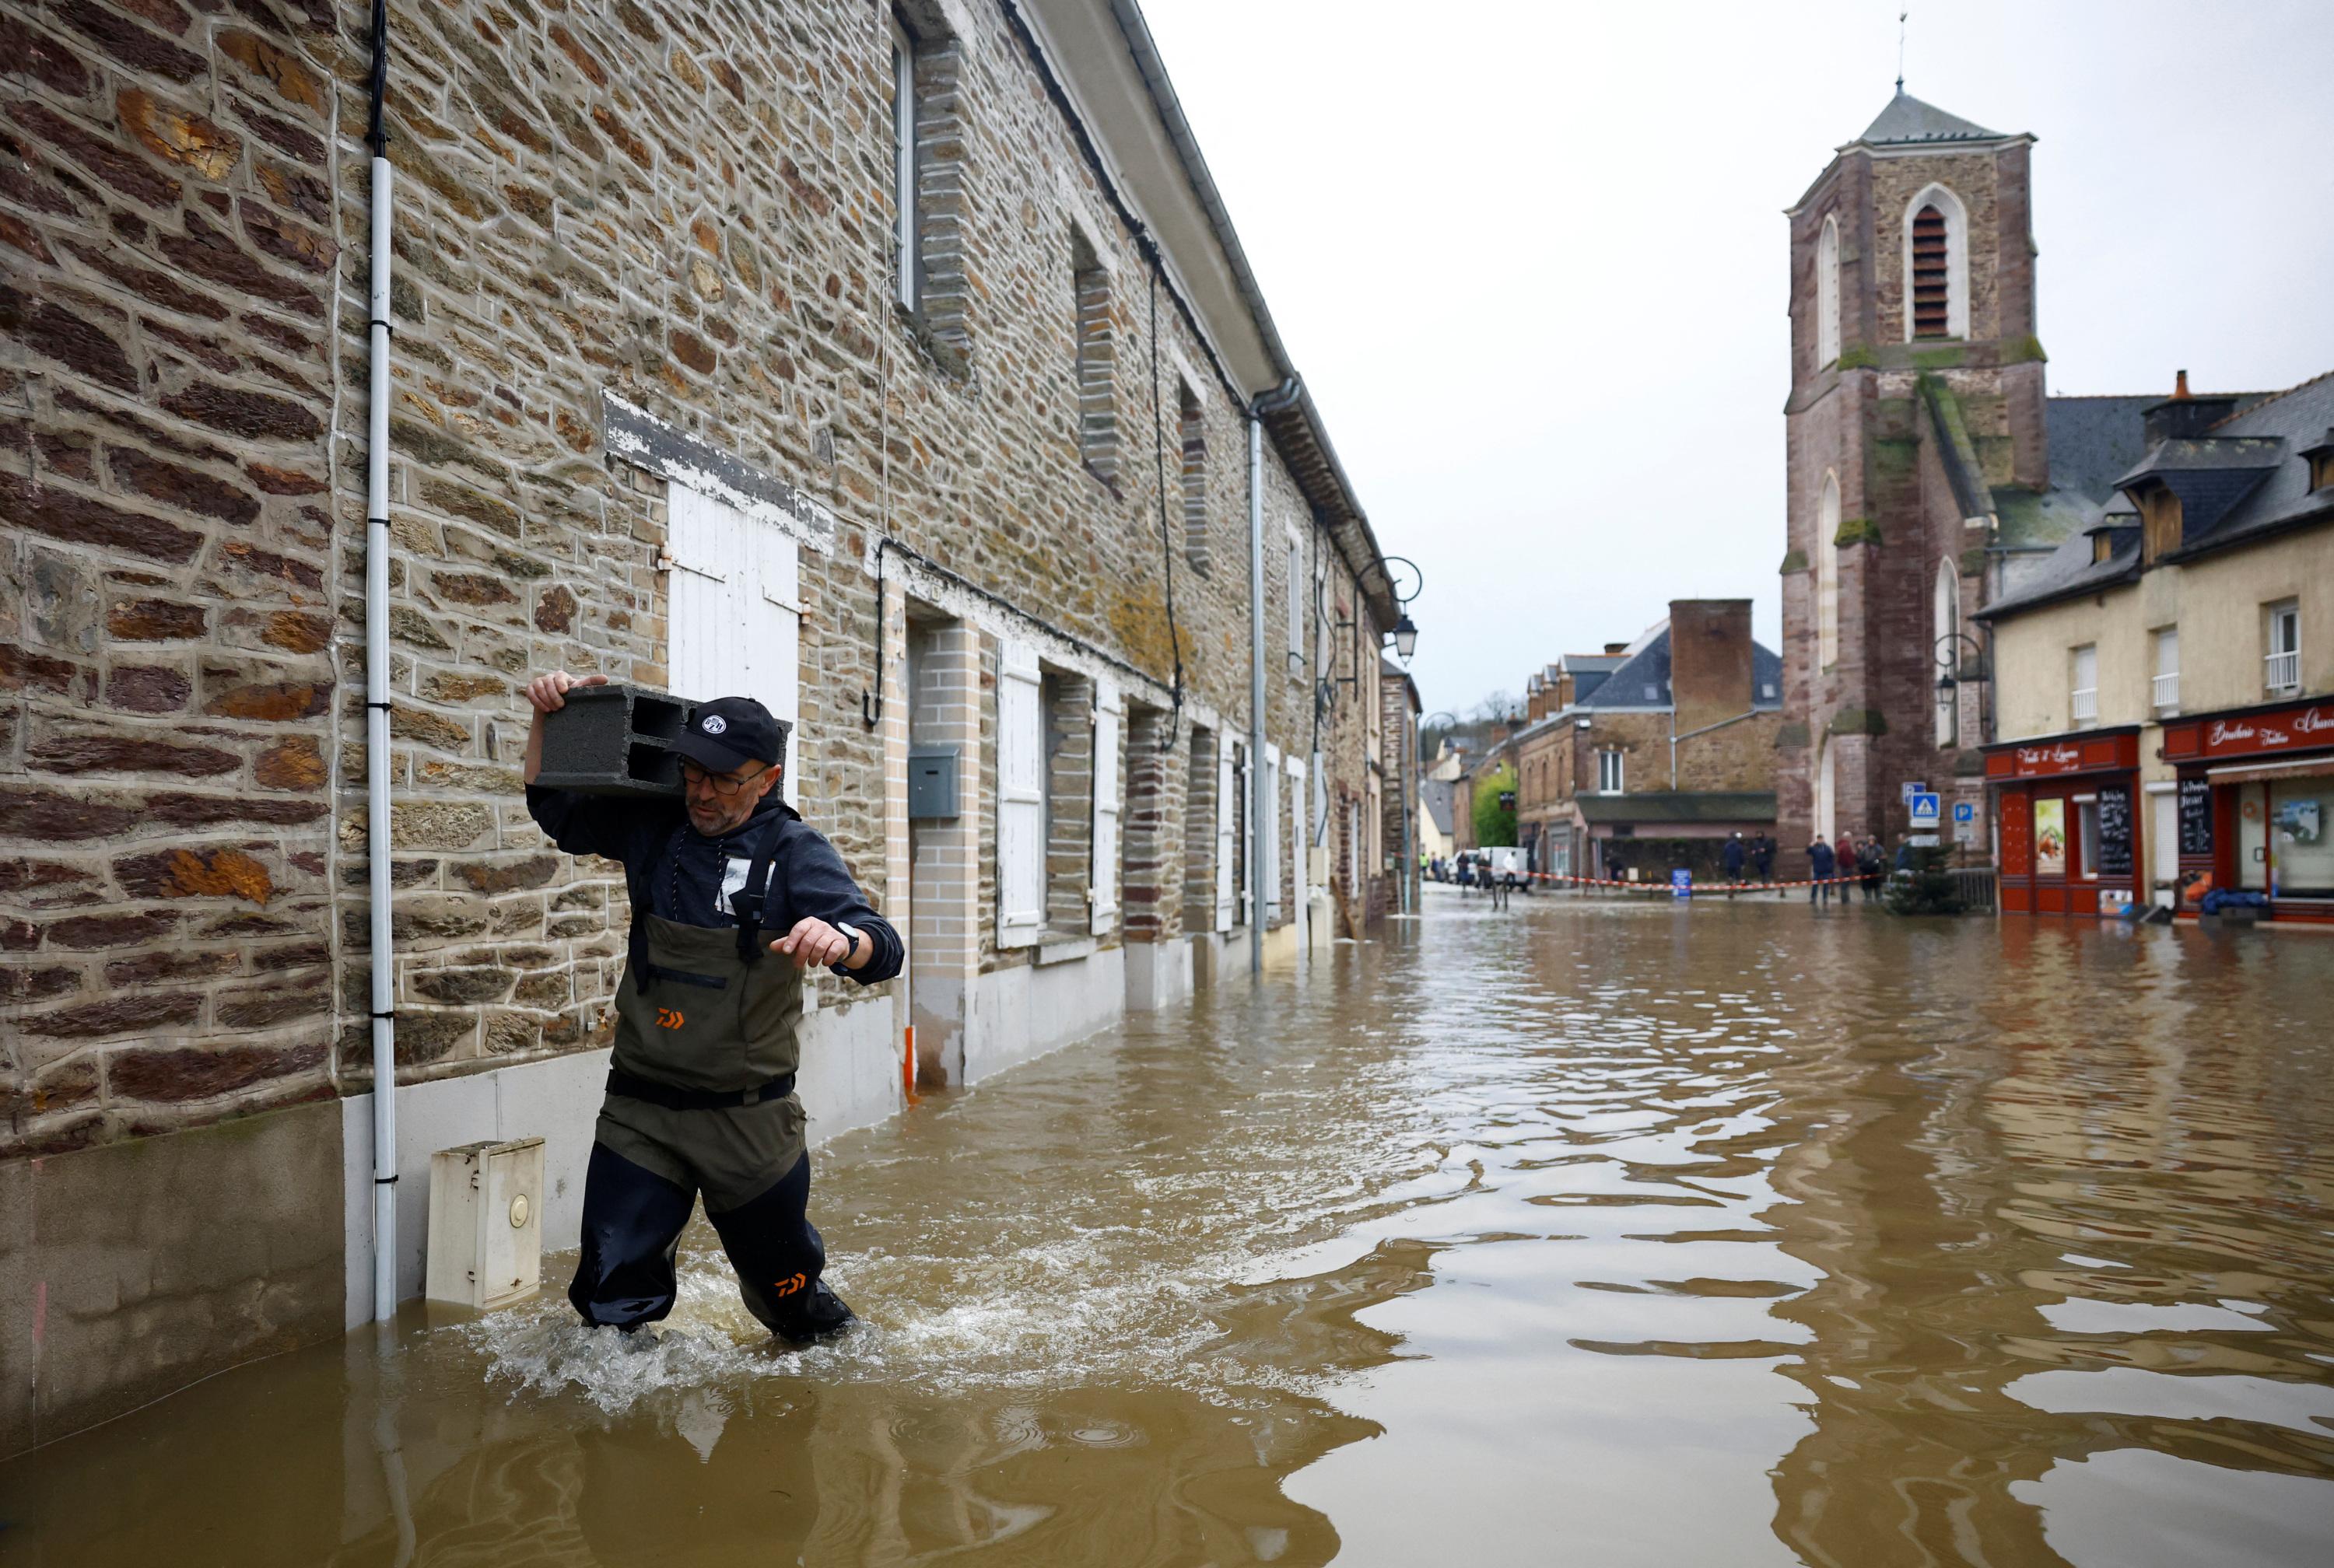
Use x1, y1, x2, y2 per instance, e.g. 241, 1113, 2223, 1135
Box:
1603, 641, 1627, 656
1667, 598, 1754, 734
2144, 367, 2240, 444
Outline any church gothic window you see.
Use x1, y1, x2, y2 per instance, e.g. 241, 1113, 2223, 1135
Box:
1901, 184, 1968, 341
1817, 471, 1842, 668
1815, 215, 1840, 369
1934, 559, 1961, 746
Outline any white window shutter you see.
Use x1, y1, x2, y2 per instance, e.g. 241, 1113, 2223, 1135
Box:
997, 640, 1045, 947
1214, 743, 1237, 931
1088, 679, 1122, 935
1263, 747, 1281, 920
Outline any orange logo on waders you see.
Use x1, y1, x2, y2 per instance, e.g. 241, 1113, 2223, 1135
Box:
656, 1007, 685, 1030
773, 1272, 808, 1297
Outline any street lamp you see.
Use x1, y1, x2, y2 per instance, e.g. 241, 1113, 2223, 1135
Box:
1393, 613, 1418, 660
1345, 554, 1424, 666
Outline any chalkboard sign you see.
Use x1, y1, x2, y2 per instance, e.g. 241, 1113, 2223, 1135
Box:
2178, 775, 2213, 857
2097, 782, 2133, 878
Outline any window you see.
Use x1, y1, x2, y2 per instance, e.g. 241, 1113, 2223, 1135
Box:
2267, 600, 2301, 693
1816, 471, 1842, 667
2074, 793, 2100, 880
1179, 384, 1207, 572
1934, 558, 1961, 746
1597, 749, 1624, 794
1285, 532, 1304, 673
2140, 485, 2182, 564
1901, 184, 1968, 341
888, 12, 918, 310
2071, 643, 2098, 726
2152, 627, 2180, 713
1071, 226, 1116, 485
1814, 214, 1840, 370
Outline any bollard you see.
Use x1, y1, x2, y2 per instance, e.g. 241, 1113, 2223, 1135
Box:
534, 682, 696, 799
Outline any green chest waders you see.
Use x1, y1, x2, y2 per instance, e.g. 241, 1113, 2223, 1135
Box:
571, 845, 844, 1338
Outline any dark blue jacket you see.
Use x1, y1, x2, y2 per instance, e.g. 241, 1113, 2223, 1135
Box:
1722, 839, 1746, 874
1807, 842, 1836, 878
527, 786, 903, 984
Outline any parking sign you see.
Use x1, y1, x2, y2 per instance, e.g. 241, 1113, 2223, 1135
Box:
1909, 791, 1942, 829
1952, 802, 1976, 824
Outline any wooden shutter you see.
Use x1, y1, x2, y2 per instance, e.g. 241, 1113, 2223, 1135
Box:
1214, 742, 1237, 931
1088, 679, 1121, 935
1263, 747, 1281, 920
997, 640, 1045, 947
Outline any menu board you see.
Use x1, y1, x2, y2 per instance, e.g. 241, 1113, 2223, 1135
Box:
2097, 782, 2133, 878
2178, 775, 2213, 857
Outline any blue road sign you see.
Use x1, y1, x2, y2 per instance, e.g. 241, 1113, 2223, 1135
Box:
1909, 792, 1942, 828
1952, 801, 1977, 824
1671, 868, 1692, 900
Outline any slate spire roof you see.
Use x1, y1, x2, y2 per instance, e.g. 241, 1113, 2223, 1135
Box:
1853, 89, 2003, 147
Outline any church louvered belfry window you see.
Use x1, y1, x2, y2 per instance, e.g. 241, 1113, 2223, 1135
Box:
1910, 205, 1950, 338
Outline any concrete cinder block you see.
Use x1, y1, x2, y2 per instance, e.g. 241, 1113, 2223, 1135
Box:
534, 683, 696, 799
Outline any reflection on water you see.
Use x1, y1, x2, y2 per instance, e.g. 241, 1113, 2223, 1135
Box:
4, 894, 2332, 1565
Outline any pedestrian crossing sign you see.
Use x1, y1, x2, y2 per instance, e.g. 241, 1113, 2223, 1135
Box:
1909, 792, 1941, 828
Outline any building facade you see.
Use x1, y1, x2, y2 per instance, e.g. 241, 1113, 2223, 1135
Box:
1514, 601, 1782, 884
1978, 372, 2334, 921
1776, 91, 2153, 855
0, 0, 1407, 1454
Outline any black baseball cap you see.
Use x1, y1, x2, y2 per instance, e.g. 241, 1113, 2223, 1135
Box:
671, 696, 790, 775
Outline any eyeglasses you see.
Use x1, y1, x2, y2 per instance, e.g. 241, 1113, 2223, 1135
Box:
680, 761, 769, 796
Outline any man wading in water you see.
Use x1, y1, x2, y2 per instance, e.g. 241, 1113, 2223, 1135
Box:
523, 670, 902, 1342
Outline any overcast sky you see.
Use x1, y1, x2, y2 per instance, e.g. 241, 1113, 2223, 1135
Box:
1141, 0, 2334, 720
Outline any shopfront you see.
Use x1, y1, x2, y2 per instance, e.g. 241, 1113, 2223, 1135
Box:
1985, 728, 2143, 916
2160, 696, 2334, 924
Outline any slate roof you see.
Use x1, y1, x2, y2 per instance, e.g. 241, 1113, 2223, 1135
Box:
1421, 777, 1455, 837
1852, 91, 2003, 146
1576, 792, 1779, 825
1978, 369, 2334, 621
1572, 624, 1786, 713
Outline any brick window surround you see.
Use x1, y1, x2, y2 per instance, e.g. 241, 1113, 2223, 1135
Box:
1071, 227, 1117, 486
1179, 384, 1208, 574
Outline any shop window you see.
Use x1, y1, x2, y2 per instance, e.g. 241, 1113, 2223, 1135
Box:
2070, 644, 2098, 727
2270, 779, 2334, 897
2074, 795, 2100, 880
2266, 600, 2300, 694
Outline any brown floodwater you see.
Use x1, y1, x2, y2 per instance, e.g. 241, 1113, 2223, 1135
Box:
5, 891, 2334, 1566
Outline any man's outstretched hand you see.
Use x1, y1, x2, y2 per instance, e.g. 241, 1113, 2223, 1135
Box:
773, 916, 854, 970
526, 670, 608, 713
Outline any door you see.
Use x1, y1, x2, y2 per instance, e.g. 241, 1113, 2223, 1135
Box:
2238, 782, 2269, 891
2150, 789, 2178, 907
669, 486, 801, 806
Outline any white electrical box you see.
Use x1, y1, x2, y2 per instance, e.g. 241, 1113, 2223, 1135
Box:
425, 1136, 545, 1311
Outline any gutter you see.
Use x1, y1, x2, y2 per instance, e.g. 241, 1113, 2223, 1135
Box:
362, 0, 398, 1323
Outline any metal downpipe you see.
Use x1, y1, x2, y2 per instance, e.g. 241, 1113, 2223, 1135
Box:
365, 0, 398, 1324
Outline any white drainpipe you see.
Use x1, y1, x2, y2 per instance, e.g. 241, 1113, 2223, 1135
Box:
364, 0, 398, 1323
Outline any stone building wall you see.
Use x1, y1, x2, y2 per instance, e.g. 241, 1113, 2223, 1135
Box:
2, 0, 1377, 1156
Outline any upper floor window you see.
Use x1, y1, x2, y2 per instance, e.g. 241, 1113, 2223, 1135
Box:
1070, 226, 1117, 485
1815, 214, 1841, 369
1816, 471, 1842, 667
1933, 559, 1961, 746
2305, 436, 2334, 493
1285, 532, 1305, 672
2140, 484, 2183, 564
2152, 626, 2180, 714
1179, 384, 1208, 572
1597, 749, 1625, 794
1902, 184, 1968, 341
2071, 643, 2099, 726
888, 12, 918, 310
2266, 600, 2301, 694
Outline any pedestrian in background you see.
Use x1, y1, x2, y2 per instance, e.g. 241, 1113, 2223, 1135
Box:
1722, 832, 1746, 886
1754, 831, 1775, 892
1807, 835, 1836, 904
1858, 836, 1884, 901
1833, 831, 1857, 901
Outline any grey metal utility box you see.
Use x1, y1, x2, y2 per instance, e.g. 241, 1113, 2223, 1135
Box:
907, 748, 960, 819
534, 683, 695, 800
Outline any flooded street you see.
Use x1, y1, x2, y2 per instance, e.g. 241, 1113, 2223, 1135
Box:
7, 891, 2334, 1566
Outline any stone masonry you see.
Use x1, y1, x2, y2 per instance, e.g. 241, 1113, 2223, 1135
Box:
1, 4, 1400, 1202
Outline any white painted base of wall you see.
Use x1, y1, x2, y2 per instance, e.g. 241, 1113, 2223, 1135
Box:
962, 946, 1126, 1084
1123, 940, 1190, 1012
340, 993, 902, 1328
